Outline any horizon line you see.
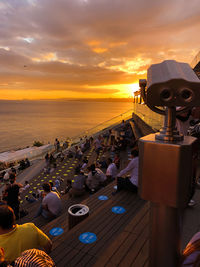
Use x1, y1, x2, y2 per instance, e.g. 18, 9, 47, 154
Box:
0, 97, 134, 102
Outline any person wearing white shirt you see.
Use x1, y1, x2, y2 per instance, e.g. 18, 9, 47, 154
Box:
3, 171, 10, 182
35, 182, 62, 219
106, 158, 118, 181
113, 149, 139, 194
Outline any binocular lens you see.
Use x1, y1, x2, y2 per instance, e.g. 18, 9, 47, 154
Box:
160, 89, 172, 101
181, 89, 192, 101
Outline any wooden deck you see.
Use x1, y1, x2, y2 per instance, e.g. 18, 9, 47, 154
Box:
14, 119, 150, 266
48, 183, 147, 266
94, 202, 149, 267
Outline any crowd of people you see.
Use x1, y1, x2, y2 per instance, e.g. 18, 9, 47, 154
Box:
0, 120, 140, 265
1, 114, 199, 266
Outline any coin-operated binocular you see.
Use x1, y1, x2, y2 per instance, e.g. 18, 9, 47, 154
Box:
138, 60, 200, 267
139, 60, 200, 207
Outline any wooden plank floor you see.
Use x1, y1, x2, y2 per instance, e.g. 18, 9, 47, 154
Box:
94, 202, 150, 267
49, 188, 146, 266
14, 122, 148, 266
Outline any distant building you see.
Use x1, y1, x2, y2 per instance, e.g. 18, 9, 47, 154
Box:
191, 51, 200, 79
133, 90, 141, 103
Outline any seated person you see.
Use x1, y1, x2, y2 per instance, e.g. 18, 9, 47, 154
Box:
74, 146, 83, 160
69, 167, 86, 198
86, 164, 102, 192
66, 149, 74, 158
15, 249, 55, 267
49, 163, 57, 173
25, 158, 30, 168
11, 167, 16, 174
3, 171, 10, 182
49, 182, 60, 195
81, 139, 90, 152
63, 140, 69, 150
114, 153, 120, 169
106, 158, 118, 182
94, 136, 102, 157
0, 205, 52, 263
118, 137, 127, 151
80, 157, 88, 172
54, 178, 61, 189
18, 160, 26, 171
97, 156, 108, 170
35, 182, 62, 219
44, 166, 51, 174
113, 149, 139, 194
95, 167, 107, 185
49, 154, 55, 165
20, 180, 30, 193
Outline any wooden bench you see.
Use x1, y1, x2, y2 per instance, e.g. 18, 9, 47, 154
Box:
129, 120, 143, 140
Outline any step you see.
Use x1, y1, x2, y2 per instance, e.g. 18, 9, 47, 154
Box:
48, 186, 146, 266
94, 202, 150, 267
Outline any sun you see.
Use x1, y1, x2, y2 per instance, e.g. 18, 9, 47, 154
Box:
126, 83, 140, 97
115, 83, 140, 98
130, 83, 140, 93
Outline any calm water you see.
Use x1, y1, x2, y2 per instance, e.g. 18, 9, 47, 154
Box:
0, 100, 133, 152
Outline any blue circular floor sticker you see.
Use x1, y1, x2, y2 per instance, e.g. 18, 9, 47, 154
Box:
49, 227, 64, 236
112, 206, 126, 214
113, 185, 117, 190
98, 195, 108, 200
79, 232, 97, 244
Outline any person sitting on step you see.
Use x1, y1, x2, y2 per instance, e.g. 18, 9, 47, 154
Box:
0, 205, 52, 263
86, 164, 102, 193
35, 182, 62, 219
69, 167, 86, 198
112, 148, 139, 194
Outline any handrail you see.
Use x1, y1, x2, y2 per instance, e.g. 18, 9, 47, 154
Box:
70, 108, 134, 143
69, 104, 163, 145
133, 103, 163, 131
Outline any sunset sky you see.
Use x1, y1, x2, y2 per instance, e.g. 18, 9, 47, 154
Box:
0, 0, 200, 100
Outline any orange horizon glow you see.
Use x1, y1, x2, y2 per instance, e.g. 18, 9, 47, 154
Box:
0, 83, 139, 100
0, 1, 199, 100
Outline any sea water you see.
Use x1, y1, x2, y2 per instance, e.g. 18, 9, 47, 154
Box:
0, 100, 133, 152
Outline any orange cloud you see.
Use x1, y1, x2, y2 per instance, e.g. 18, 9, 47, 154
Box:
92, 47, 108, 53
0, 0, 200, 99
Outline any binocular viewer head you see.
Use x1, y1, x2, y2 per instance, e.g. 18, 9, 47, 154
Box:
144, 60, 200, 109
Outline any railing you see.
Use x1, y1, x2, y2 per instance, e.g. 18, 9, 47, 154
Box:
71, 108, 134, 144
70, 103, 163, 145
133, 103, 163, 131
0, 103, 163, 171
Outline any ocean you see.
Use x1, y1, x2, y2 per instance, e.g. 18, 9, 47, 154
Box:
0, 100, 133, 152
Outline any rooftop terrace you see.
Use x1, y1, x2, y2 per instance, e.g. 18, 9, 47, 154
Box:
3, 111, 200, 266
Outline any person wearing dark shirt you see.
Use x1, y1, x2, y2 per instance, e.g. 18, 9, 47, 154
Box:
3, 173, 23, 220
69, 167, 86, 197
25, 158, 30, 168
